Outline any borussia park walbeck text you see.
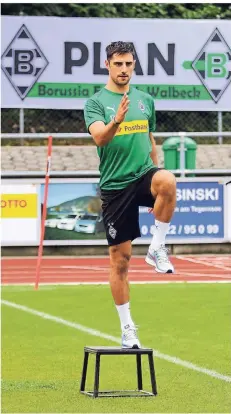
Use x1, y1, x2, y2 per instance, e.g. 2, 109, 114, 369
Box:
35, 84, 205, 100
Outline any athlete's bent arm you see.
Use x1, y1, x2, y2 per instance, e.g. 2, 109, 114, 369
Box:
149, 133, 158, 166
89, 120, 120, 147
89, 93, 130, 147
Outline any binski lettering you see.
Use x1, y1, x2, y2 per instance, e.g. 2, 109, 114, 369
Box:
176, 188, 219, 201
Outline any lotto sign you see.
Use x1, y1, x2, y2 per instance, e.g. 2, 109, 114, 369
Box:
1, 193, 38, 218
1, 185, 40, 245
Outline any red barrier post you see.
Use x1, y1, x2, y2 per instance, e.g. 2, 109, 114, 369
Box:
35, 135, 53, 290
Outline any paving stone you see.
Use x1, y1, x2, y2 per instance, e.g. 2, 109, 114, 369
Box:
2, 145, 231, 172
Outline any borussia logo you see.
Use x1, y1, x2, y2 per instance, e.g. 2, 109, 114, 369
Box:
1, 24, 48, 100
108, 223, 117, 239
138, 100, 145, 112
192, 28, 231, 103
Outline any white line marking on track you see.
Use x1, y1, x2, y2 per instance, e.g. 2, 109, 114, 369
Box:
176, 256, 231, 272
2, 255, 230, 259
2, 281, 231, 286
2, 270, 230, 279
60, 265, 108, 271
176, 272, 231, 279
2, 299, 231, 383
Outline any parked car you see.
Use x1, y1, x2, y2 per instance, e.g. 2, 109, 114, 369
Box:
45, 216, 63, 228
57, 214, 80, 231
74, 213, 105, 234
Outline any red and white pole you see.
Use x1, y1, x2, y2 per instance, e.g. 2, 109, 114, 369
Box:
35, 135, 53, 290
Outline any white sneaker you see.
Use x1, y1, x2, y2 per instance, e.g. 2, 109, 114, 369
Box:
145, 245, 174, 273
121, 324, 141, 349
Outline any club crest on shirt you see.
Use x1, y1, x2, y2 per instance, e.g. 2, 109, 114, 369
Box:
138, 100, 145, 112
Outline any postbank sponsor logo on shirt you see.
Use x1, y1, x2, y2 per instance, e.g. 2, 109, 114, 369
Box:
115, 120, 148, 136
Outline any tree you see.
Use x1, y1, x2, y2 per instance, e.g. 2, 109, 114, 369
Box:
2, 3, 231, 19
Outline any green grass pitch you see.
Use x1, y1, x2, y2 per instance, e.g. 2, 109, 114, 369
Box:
2, 284, 231, 413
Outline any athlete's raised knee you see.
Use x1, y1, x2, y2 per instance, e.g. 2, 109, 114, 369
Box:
151, 170, 176, 198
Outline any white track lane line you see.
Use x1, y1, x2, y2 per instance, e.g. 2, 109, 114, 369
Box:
2, 269, 231, 279
2, 255, 231, 259
2, 275, 230, 282
176, 256, 231, 272
2, 281, 231, 286
2, 300, 231, 383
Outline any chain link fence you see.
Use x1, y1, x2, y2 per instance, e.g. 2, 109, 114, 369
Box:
1, 108, 231, 144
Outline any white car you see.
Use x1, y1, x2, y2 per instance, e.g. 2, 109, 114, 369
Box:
45, 216, 62, 228
74, 213, 104, 234
57, 214, 79, 231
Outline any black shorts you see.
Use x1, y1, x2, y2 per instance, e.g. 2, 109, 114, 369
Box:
100, 167, 160, 246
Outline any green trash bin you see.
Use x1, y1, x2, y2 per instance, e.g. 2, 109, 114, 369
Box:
162, 136, 197, 175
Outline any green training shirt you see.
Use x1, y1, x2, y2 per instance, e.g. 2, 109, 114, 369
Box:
84, 86, 156, 190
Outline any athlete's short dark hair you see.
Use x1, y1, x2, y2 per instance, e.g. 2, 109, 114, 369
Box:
106, 41, 135, 61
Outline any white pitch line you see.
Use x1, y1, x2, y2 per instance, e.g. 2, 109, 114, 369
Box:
2, 275, 230, 282
2, 270, 231, 279
2, 277, 231, 283
2, 300, 231, 383
176, 256, 231, 272
2, 281, 231, 287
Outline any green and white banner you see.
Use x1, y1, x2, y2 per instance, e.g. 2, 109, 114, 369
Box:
1, 16, 231, 110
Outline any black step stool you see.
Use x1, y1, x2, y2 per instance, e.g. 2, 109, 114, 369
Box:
80, 346, 157, 398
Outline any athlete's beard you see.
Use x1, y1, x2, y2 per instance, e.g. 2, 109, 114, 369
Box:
113, 76, 130, 86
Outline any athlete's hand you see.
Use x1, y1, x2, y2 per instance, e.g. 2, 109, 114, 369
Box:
115, 93, 130, 124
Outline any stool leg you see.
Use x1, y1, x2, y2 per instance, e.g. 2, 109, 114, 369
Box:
93, 353, 101, 398
136, 353, 143, 390
148, 353, 157, 395
80, 351, 89, 391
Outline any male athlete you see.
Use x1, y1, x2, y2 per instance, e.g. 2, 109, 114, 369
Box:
84, 42, 176, 348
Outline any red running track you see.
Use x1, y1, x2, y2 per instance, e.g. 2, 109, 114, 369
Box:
1, 255, 231, 285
